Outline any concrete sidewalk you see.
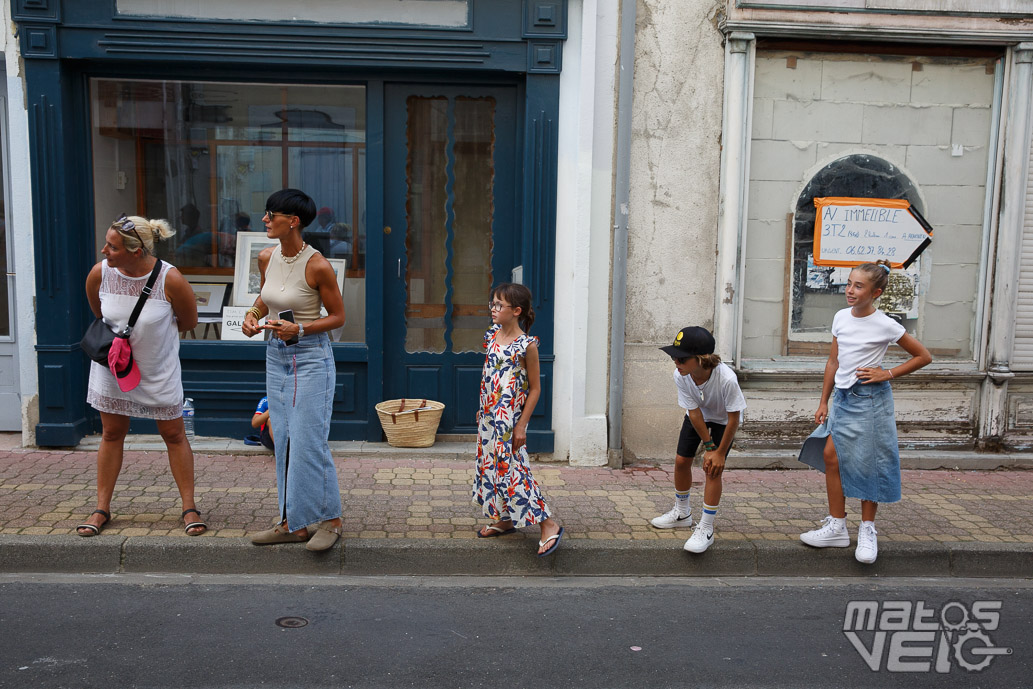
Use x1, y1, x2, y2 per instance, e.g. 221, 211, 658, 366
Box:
1, 433, 1031, 577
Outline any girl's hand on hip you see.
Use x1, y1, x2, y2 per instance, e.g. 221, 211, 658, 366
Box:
815, 403, 829, 425
856, 366, 891, 384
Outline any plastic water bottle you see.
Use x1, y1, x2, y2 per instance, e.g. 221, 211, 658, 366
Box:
183, 397, 195, 438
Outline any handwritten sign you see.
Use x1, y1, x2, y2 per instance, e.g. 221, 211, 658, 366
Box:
813, 197, 933, 269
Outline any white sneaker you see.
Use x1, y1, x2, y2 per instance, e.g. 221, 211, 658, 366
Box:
855, 522, 878, 564
651, 507, 694, 529
800, 515, 850, 548
683, 525, 714, 553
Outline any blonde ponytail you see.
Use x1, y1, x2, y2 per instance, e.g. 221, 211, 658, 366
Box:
115, 215, 176, 255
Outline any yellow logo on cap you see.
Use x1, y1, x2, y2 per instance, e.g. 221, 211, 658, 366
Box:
674, 332, 683, 346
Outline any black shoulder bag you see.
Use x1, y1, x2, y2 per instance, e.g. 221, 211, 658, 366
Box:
80, 260, 163, 364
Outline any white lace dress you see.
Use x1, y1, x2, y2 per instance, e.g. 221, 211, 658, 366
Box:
86, 260, 184, 420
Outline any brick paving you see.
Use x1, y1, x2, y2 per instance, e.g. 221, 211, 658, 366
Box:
1, 436, 1031, 547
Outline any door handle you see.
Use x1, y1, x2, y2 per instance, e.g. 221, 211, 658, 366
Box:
398, 259, 401, 278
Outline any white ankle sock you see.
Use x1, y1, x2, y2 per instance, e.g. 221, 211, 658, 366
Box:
699, 503, 718, 533
675, 489, 690, 515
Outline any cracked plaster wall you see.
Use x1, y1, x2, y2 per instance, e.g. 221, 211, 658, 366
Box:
621, 0, 726, 461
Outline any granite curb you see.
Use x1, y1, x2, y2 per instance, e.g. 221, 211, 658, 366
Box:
2, 534, 1030, 578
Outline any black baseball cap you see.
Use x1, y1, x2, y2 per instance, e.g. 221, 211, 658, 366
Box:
659, 326, 715, 359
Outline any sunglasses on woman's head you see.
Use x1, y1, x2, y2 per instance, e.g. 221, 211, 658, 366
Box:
114, 213, 144, 247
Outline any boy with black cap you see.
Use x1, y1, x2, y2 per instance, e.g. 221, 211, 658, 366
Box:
651, 326, 746, 553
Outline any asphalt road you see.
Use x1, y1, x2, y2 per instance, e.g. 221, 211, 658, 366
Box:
1, 575, 1029, 689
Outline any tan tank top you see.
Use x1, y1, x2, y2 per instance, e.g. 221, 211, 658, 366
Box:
260, 243, 322, 324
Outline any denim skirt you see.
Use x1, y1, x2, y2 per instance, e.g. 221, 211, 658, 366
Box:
797, 381, 902, 504
266, 333, 342, 529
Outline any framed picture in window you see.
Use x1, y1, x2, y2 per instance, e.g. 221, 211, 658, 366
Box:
232, 232, 279, 306
323, 259, 347, 341
189, 282, 228, 315
327, 258, 347, 297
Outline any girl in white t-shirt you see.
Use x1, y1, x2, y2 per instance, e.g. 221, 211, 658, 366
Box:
651, 326, 747, 554
798, 260, 931, 564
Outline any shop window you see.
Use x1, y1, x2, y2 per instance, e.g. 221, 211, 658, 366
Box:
89, 79, 366, 343
743, 51, 998, 362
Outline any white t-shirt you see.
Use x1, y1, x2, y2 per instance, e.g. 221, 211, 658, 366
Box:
674, 362, 747, 425
832, 308, 907, 389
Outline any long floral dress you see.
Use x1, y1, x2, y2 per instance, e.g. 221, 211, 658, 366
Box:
472, 324, 551, 527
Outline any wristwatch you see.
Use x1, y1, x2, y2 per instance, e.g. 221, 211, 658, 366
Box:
297, 323, 305, 339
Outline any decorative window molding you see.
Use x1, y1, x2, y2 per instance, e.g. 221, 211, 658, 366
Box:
737, 0, 1033, 17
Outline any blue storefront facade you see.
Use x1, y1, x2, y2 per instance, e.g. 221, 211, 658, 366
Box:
15, 0, 566, 449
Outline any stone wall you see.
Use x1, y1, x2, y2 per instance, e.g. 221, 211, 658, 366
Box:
621, 0, 726, 462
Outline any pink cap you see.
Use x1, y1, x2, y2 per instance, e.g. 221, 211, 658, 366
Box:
108, 337, 141, 392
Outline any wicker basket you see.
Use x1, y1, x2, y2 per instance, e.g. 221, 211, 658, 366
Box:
375, 398, 446, 448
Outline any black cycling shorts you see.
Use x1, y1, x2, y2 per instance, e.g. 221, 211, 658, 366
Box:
677, 415, 726, 458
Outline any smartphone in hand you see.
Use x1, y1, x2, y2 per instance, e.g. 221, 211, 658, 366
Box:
278, 309, 299, 345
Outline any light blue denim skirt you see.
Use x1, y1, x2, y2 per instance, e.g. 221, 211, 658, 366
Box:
266, 333, 342, 529
797, 381, 902, 504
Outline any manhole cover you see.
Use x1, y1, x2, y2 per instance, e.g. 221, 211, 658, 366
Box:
275, 616, 309, 628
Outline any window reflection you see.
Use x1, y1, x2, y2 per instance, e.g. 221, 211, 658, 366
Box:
402, 95, 497, 354
404, 96, 449, 354
90, 79, 366, 342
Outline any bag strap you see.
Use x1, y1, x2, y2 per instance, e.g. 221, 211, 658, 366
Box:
121, 260, 163, 336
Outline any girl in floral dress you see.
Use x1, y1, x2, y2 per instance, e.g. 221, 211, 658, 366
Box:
472, 283, 563, 557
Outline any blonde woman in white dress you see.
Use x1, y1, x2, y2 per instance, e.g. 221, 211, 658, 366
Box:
77, 214, 204, 537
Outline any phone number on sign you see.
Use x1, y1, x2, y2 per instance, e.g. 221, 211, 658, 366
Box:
845, 245, 897, 257
824, 245, 899, 257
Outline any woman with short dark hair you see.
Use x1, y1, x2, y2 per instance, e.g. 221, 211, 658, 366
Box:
242, 189, 346, 551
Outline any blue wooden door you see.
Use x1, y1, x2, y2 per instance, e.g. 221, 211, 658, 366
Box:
383, 85, 519, 434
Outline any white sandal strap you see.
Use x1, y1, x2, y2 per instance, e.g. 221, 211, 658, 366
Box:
538, 534, 560, 548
